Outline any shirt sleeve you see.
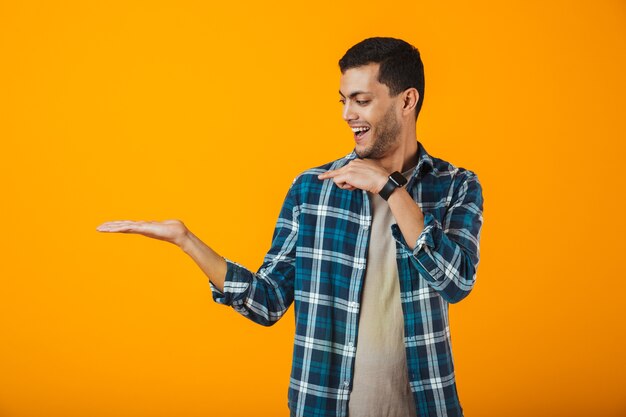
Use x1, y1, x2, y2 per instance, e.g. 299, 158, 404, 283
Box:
209, 177, 301, 326
391, 170, 484, 303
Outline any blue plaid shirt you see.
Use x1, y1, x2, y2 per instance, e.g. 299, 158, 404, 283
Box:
210, 141, 484, 417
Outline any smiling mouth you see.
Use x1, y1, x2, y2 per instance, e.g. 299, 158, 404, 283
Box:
352, 126, 370, 140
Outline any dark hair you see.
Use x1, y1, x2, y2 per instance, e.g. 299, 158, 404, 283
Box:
339, 37, 425, 120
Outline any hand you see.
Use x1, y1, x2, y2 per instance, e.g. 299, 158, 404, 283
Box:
317, 159, 389, 193
96, 219, 190, 247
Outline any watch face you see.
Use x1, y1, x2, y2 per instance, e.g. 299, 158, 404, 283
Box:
390, 171, 408, 187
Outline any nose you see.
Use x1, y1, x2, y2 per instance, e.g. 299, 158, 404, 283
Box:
342, 102, 357, 122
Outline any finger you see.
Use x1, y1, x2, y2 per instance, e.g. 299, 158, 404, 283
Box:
332, 176, 352, 188
96, 220, 146, 232
98, 220, 136, 225
319, 166, 349, 179
97, 221, 131, 230
332, 174, 351, 186
318, 170, 337, 179
97, 223, 138, 232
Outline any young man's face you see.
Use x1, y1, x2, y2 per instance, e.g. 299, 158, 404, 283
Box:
339, 63, 403, 159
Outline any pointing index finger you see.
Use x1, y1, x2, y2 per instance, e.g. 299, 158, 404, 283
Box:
318, 168, 342, 179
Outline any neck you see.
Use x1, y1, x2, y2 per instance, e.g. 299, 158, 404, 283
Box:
379, 127, 419, 174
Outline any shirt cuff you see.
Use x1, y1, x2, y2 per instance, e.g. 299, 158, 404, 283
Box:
414, 211, 438, 251
391, 212, 445, 282
209, 257, 249, 306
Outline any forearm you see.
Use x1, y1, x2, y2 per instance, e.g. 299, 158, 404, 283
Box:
179, 230, 227, 292
386, 187, 425, 250
390, 171, 484, 303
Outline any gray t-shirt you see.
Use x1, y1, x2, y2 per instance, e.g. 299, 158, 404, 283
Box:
348, 165, 418, 417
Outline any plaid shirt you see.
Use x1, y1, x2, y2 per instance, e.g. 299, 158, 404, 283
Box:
210, 141, 484, 417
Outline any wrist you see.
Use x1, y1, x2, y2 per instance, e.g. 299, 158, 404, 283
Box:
378, 171, 408, 200
178, 229, 195, 253
386, 186, 405, 203
375, 173, 389, 194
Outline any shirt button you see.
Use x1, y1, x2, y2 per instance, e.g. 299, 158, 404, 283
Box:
344, 381, 350, 387
363, 224, 370, 231
348, 341, 354, 348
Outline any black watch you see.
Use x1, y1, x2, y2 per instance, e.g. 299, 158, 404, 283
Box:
378, 171, 407, 201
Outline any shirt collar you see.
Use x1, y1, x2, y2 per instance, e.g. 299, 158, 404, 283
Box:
344, 140, 434, 181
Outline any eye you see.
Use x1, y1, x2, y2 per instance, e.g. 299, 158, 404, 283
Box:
356, 100, 370, 106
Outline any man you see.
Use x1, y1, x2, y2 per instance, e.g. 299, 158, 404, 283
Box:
97, 37, 484, 417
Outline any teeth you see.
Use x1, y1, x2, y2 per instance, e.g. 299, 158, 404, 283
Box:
351, 127, 370, 133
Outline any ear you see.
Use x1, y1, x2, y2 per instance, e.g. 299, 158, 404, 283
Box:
401, 88, 419, 117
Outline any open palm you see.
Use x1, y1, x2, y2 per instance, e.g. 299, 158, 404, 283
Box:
96, 219, 188, 246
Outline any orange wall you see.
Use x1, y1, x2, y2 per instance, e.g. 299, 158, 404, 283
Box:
1, 1, 625, 416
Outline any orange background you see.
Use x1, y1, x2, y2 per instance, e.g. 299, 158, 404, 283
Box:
1, 1, 625, 416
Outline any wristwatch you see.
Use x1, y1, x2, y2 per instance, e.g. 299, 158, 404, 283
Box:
379, 171, 407, 201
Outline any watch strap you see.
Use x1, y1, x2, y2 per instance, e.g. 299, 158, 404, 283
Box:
379, 171, 407, 201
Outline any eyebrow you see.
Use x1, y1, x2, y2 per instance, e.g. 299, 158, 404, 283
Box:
339, 90, 371, 98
